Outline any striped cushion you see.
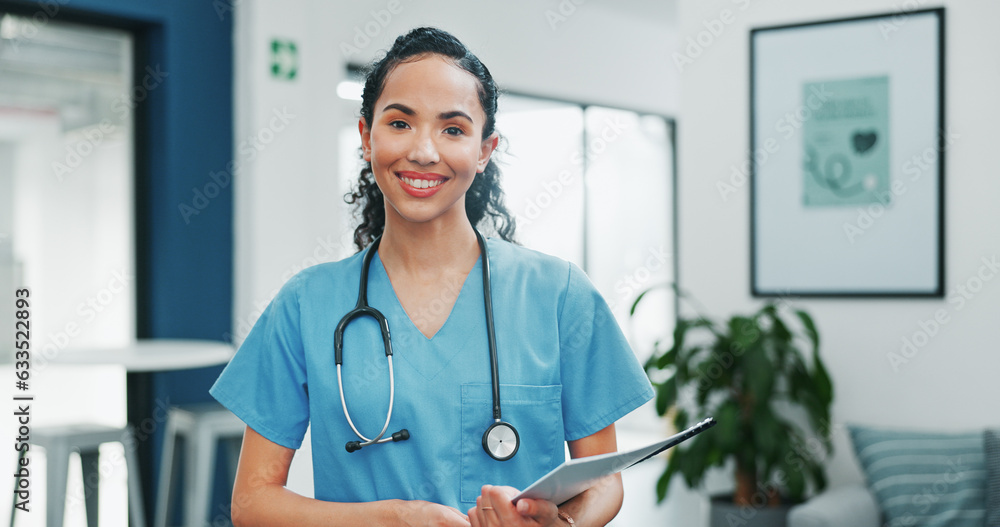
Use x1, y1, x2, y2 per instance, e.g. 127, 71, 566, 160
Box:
986, 429, 1000, 526
849, 426, 986, 527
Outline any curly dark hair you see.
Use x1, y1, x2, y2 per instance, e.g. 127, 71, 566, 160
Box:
345, 27, 517, 251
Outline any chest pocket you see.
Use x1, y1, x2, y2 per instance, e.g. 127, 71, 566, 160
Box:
460, 383, 564, 504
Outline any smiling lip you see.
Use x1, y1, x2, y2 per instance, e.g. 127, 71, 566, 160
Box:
396, 171, 448, 198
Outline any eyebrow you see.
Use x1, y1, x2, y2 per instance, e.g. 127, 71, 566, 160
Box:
381, 103, 475, 123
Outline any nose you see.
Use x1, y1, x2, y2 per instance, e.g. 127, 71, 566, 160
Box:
407, 130, 440, 165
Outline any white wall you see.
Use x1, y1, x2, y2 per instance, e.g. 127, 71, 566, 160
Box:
677, 0, 1000, 509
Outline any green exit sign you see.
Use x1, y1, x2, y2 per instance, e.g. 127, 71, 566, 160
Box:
270, 39, 298, 80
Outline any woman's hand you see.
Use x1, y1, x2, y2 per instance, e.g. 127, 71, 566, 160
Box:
396, 500, 471, 527
467, 485, 560, 527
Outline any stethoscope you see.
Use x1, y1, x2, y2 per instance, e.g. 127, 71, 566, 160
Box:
334, 229, 520, 461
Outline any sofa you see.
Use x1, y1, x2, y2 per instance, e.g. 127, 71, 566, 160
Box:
787, 427, 1000, 527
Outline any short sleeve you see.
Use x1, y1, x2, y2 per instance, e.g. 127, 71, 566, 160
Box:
210, 274, 310, 449
557, 263, 654, 441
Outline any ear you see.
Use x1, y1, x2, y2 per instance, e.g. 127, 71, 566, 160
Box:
359, 118, 372, 162
477, 132, 499, 173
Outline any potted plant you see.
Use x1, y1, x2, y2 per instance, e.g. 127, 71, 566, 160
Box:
631, 287, 834, 526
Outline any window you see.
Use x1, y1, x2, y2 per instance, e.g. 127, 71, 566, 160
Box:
497, 96, 675, 366
0, 13, 135, 360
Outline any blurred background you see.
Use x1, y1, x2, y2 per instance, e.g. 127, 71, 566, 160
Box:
0, 0, 997, 525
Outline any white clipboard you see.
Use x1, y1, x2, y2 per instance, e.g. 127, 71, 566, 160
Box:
512, 418, 716, 505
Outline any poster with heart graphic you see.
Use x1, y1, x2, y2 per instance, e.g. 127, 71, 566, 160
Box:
802, 76, 889, 207
750, 8, 943, 297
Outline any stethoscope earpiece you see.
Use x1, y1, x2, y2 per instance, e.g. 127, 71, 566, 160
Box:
336, 230, 519, 461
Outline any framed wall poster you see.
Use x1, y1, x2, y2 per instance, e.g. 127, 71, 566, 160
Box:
750, 9, 945, 297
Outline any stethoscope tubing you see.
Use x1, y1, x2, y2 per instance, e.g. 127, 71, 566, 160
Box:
478, 229, 503, 423
336, 358, 396, 446
334, 230, 517, 460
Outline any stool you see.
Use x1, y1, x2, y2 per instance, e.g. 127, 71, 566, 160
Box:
154, 403, 244, 527
11, 424, 146, 527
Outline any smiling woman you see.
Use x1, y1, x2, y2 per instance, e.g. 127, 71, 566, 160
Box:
211, 27, 655, 527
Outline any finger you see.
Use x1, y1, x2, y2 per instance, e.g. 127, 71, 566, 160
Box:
516, 497, 559, 523
468, 506, 481, 527
516, 497, 536, 518
477, 489, 498, 526
494, 485, 521, 500
479, 485, 496, 510
485, 485, 522, 524
446, 505, 469, 522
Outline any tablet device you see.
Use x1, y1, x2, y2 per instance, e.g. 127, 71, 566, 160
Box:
512, 417, 716, 505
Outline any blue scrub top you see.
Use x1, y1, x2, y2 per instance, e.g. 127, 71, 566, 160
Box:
211, 238, 653, 509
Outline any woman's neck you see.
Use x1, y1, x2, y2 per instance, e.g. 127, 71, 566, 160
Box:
378, 217, 480, 277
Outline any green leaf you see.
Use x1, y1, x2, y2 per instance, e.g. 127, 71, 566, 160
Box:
680, 435, 710, 486
629, 283, 671, 316
769, 313, 792, 344
781, 455, 806, 501
751, 407, 780, 460
812, 353, 834, 408
743, 345, 774, 402
728, 316, 760, 353
796, 309, 820, 354
673, 408, 689, 431
654, 376, 676, 416
713, 401, 741, 453
810, 461, 828, 493
655, 462, 676, 503
653, 344, 678, 370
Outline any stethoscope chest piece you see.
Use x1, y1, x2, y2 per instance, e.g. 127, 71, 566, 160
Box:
483, 421, 519, 461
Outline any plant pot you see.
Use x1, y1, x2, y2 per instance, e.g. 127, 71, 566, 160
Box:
708, 495, 792, 527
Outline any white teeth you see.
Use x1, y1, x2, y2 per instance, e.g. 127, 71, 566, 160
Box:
401, 176, 443, 189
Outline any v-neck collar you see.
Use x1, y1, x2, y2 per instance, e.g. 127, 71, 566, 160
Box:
371, 247, 484, 342
368, 245, 487, 381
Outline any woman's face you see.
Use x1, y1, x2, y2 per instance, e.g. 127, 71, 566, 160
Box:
361, 54, 498, 231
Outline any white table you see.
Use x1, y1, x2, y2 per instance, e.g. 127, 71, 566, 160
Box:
52, 339, 235, 526
56, 339, 235, 372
